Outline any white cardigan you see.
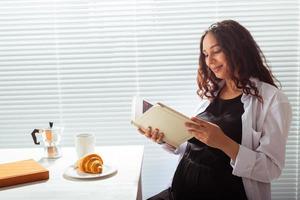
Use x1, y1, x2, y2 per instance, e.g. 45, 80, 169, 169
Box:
163, 79, 292, 200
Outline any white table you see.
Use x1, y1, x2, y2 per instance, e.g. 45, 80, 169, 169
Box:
0, 145, 144, 200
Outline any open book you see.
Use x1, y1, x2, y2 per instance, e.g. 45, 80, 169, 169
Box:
131, 96, 193, 148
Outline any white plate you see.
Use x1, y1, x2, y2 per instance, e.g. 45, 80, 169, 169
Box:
63, 164, 117, 179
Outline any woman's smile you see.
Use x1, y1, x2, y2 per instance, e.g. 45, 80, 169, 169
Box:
210, 64, 224, 75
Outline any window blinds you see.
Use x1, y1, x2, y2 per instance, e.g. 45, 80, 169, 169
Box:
0, 0, 299, 199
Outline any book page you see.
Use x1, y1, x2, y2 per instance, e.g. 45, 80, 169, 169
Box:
131, 101, 193, 148
131, 96, 153, 120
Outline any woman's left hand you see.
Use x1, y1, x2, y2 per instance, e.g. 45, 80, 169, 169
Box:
185, 116, 240, 160
185, 116, 227, 149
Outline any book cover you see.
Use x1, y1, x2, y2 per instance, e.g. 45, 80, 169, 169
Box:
131, 96, 193, 148
0, 159, 49, 188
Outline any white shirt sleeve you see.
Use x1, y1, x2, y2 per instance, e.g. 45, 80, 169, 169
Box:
161, 142, 187, 155
231, 99, 292, 183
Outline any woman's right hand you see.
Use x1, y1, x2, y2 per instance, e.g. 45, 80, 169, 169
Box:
138, 126, 165, 144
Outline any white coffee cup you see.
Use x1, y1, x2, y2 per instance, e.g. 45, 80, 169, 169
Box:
75, 133, 95, 158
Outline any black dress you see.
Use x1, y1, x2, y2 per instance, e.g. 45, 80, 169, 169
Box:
148, 94, 247, 200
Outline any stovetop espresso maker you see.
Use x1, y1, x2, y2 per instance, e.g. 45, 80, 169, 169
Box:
30, 122, 63, 158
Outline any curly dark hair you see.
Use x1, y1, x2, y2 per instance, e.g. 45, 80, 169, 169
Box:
197, 20, 278, 101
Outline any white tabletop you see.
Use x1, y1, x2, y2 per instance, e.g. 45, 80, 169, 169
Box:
0, 145, 144, 200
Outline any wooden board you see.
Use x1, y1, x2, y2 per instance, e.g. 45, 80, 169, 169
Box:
0, 159, 49, 188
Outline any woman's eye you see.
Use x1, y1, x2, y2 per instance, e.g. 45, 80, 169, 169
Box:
213, 49, 222, 54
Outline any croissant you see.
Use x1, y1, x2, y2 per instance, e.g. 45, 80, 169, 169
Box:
76, 153, 104, 174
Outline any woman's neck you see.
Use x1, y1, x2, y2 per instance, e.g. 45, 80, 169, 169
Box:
219, 80, 242, 99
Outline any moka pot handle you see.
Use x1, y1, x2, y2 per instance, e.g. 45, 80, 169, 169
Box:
31, 129, 40, 145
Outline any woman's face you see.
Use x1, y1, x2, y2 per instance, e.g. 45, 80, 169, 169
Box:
202, 32, 231, 80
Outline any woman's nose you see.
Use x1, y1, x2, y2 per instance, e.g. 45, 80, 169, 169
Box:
206, 55, 215, 66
